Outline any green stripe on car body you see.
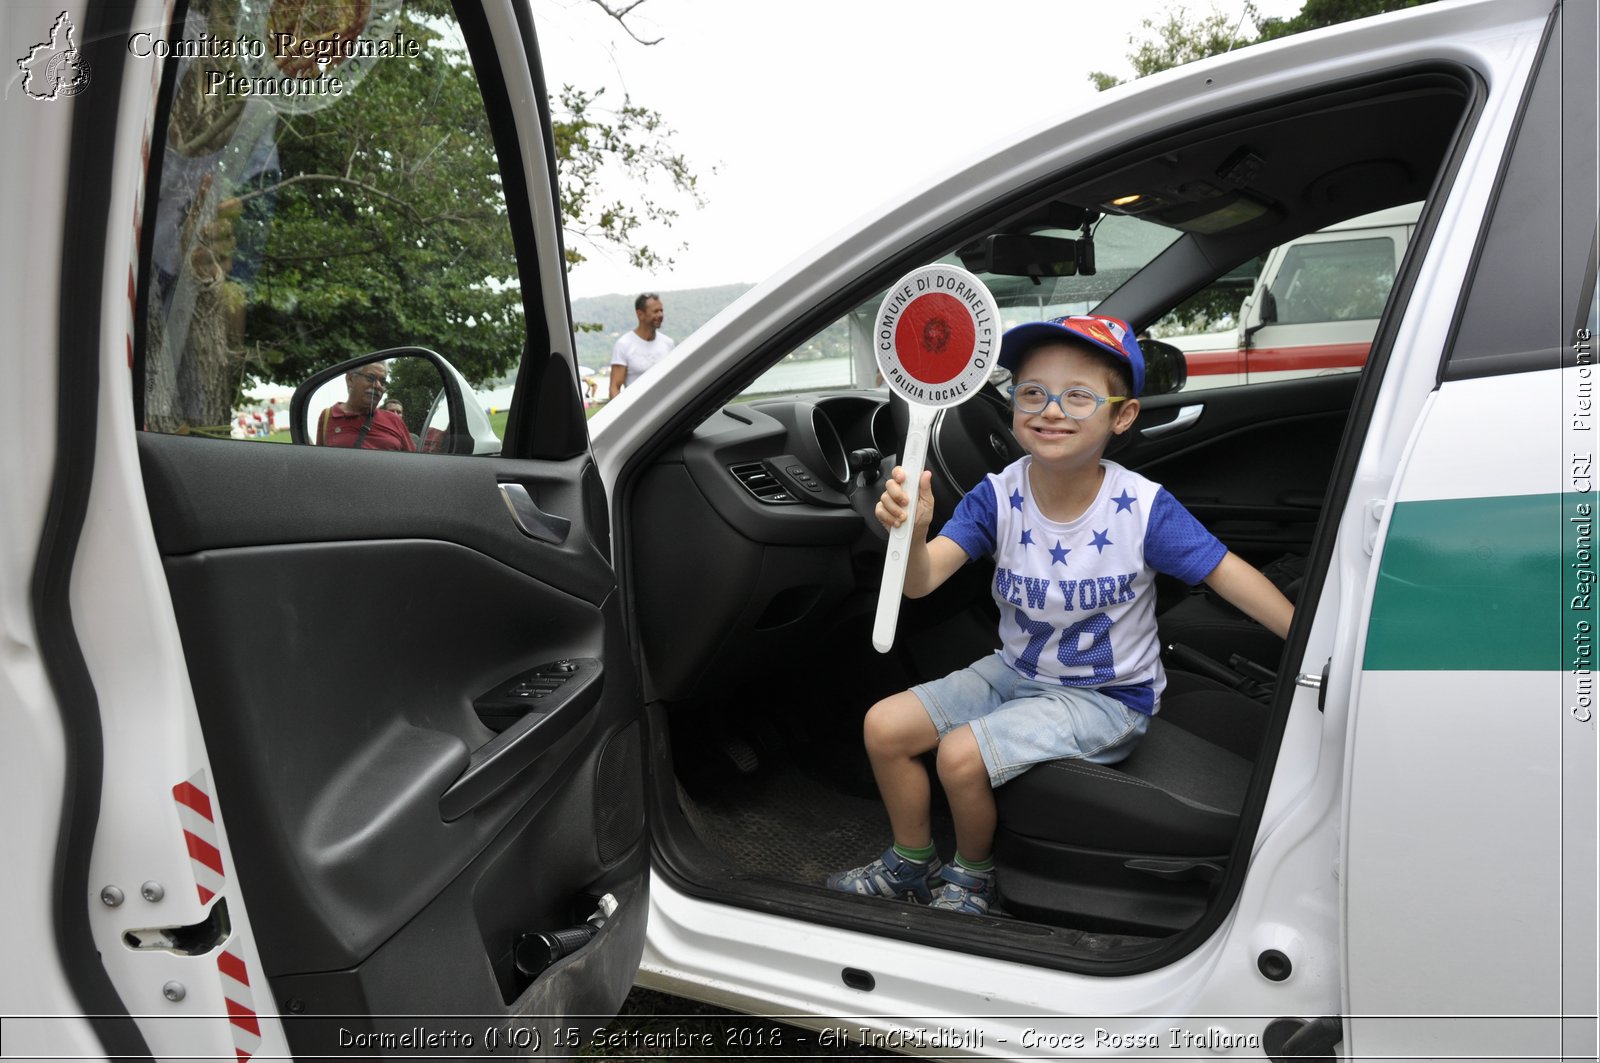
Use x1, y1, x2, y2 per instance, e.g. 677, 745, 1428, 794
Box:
1365, 493, 1597, 670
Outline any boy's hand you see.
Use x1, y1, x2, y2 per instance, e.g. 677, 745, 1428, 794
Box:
876, 466, 934, 536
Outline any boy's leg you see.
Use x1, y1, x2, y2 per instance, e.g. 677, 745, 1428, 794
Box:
930, 725, 1001, 915
934, 724, 996, 863
824, 690, 945, 903
863, 690, 941, 848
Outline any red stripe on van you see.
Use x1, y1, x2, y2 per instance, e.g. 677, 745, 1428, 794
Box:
1246, 341, 1370, 372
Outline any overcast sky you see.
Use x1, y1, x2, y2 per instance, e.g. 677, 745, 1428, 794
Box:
533, 0, 1308, 300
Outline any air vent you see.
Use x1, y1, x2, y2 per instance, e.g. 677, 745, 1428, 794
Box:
729, 462, 798, 504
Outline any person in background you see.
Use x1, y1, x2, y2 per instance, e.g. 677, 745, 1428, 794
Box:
609, 292, 675, 399
316, 363, 415, 451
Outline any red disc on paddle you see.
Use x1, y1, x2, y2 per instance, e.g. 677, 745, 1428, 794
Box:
894, 293, 976, 385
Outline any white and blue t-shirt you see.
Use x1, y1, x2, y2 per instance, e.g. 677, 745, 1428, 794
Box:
938, 458, 1226, 715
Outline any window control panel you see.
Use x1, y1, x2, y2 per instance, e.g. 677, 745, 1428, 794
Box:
475, 658, 595, 732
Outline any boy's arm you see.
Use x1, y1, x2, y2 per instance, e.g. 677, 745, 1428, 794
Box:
907, 537, 969, 598
1202, 551, 1294, 639
877, 468, 971, 598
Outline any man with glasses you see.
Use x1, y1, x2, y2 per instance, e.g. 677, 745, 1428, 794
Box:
316, 363, 416, 451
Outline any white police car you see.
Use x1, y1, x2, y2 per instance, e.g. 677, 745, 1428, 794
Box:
3, 0, 1593, 1058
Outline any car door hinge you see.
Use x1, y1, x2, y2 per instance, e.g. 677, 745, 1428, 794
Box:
1363, 498, 1388, 556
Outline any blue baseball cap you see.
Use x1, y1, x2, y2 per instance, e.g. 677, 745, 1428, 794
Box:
998, 314, 1145, 397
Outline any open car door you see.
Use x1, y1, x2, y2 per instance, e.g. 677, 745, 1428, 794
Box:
10, 2, 646, 1057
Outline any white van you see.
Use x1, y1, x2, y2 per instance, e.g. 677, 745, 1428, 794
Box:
4, 1, 1594, 1060
1162, 203, 1420, 390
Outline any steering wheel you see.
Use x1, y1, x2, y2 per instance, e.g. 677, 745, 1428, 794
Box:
884, 385, 1025, 531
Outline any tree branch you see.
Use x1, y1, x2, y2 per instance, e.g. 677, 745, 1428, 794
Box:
586, 0, 662, 45
232, 172, 435, 224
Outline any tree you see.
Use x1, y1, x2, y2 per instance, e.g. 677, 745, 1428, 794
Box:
1256, 0, 1437, 40
1088, 0, 1438, 89
1087, 6, 1255, 92
553, 83, 701, 275
144, 0, 696, 433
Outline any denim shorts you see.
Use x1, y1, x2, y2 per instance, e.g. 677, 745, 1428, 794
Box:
912, 653, 1150, 786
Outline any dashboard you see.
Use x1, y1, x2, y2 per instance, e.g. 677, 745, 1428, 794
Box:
627, 388, 1030, 702
628, 393, 900, 701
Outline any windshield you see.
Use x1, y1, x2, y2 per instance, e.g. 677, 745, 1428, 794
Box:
737, 214, 1182, 400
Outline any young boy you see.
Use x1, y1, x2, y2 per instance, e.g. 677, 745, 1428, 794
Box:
827, 315, 1294, 915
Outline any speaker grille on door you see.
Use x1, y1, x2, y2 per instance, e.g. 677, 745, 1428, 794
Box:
595, 721, 644, 865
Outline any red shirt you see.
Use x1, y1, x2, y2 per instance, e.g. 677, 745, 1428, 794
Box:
316, 404, 416, 451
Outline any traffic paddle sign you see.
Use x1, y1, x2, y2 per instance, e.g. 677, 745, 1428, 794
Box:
872, 264, 1000, 652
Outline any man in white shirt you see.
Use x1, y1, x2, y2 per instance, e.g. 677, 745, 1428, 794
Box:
609, 292, 675, 399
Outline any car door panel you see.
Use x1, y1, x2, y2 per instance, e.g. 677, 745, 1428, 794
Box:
138, 436, 613, 599
138, 433, 645, 1049
1115, 374, 1359, 558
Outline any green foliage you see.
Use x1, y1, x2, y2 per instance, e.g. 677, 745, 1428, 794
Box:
1088, 5, 1254, 90
553, 85, 702, 272
1089, 0, 1439, 89
247, 5, 523, 387
1256, 0, 1436, 40
239, 1, 699, 390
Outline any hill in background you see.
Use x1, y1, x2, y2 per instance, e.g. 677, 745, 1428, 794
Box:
568, 283, 752, 369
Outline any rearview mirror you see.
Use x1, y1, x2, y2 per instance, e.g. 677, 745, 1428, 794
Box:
959, 234, 1081, 278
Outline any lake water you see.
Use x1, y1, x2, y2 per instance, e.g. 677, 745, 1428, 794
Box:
239, 356, 860, 429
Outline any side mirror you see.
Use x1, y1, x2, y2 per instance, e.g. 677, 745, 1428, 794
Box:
1139, 339, 1189, 397
1259, 288, 1279, 325
289, 347, 501, 456
1241, 288, 1277, 347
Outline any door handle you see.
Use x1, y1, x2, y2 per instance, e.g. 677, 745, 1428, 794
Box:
1140, 404, 1203, 438
499, 482, 571, 545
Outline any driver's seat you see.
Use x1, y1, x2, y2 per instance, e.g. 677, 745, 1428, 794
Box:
991, 673, 1267, 933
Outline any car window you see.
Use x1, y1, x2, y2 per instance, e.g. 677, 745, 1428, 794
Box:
139, 0, 521, 451
1147, 219, 1411, 391
1269, 237, 1396, 324
1144, 256, 1265, 385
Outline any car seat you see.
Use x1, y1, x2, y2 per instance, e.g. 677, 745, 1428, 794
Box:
992, 671, 1269, 934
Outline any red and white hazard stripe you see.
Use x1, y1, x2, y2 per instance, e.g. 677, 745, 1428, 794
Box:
171, 771, 225, 904
217, 948, 263, 1061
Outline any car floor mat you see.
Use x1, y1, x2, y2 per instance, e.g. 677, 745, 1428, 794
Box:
682, 763, 956, 887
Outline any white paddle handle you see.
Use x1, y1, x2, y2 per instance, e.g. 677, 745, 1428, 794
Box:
873, 406, 934, 653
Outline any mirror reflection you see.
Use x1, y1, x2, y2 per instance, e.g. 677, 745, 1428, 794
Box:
306, 357, 448, 452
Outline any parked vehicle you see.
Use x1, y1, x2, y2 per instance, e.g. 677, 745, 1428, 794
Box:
1164, 204, 1420, 390
4, 0, 1593, 1060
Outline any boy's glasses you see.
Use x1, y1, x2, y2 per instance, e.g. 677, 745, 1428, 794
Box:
1007, 382, 1126, 419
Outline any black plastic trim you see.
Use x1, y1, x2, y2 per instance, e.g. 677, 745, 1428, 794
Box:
1439, 5, 1564, 382
494, 0, 588, 461
35, 2, 154, 1056
131, 0, 187, 431
441, 659, 602, 820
